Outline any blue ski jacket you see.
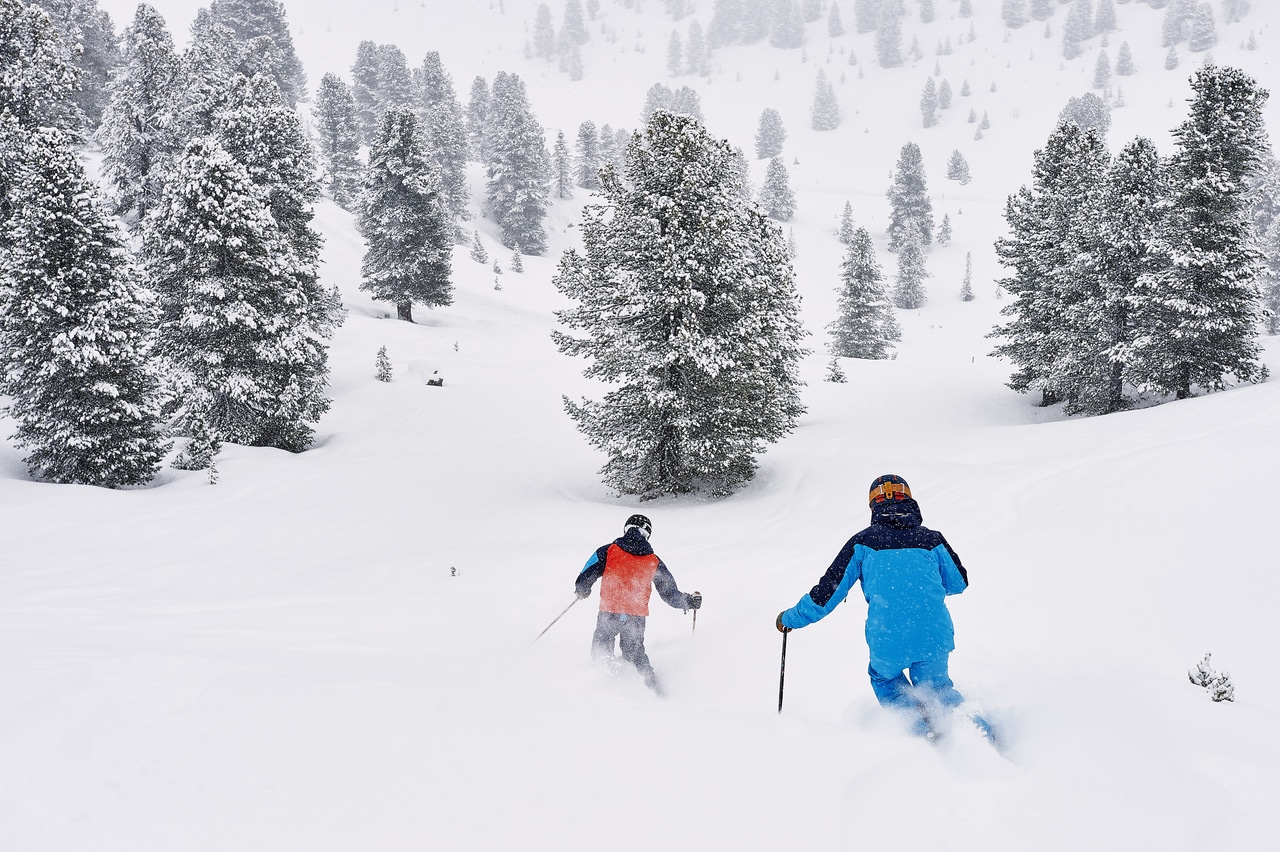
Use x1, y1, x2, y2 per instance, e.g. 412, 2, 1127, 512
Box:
778, 498, 969, 673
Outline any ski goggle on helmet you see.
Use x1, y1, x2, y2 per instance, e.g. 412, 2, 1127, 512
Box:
868, 475, 911, 506
624, 513, 652, 539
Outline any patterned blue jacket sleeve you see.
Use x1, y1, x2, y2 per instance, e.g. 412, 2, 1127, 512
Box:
575, 545, 609, 596
779, 538, 862, 630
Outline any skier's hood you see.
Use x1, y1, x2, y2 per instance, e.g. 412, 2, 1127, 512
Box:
614, 526, 655, 556
871, 496, 923, 530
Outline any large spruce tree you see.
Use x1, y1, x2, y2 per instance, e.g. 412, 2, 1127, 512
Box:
991, 121, 1109, 405
206, 0, 306, 106
358, 108, 453, 323
553, 110, 807, 499
484, 71, 550, 254
886, 141, 934, 250
143, 137, 334, 452
1128, 66, 1270, 399
415, 51, 470, 224
314, 73, 363, 208
1, 128, 168, 486
96, 3, 183, 223
829, 226, 901, 359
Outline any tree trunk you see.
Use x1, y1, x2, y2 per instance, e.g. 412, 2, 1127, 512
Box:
397, 301, 414, 322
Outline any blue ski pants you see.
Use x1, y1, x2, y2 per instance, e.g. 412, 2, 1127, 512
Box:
868, 656, 964, 709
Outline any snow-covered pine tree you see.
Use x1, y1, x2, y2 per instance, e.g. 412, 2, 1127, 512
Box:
920, 78, 939, 127
706, 0, 742, 47
574, 120, 601, 188
886, 141, 934, 250
1062, 0, 1091, 57
375, 44, 415, 115
171, 412, 220, 471
770, 0, 805, 49
947, 149, 971, 184
206, 0, 306, 107
415, 51, 471, 224
875, 0, 904, 67
938, 79, 953, 109
533, 4, 556, 60
552, 110, 807, 499
467, 75, 490, 161
740, 0, 772, 43
213, 73, 324, 285
838, 200, 855, 244
1059, 91, 1111, 136
668, 85, 704, 123
802, 0, 822, 22
142, 136, 332, 452
313, 73, 363, 208
755, 107, 786, 159
828, 226, 901, 358
375, 345, 393, 381
552, 129, 573, 198
759, 156, 796, 220
1165, 46, 1179, 70
1116, 41, 1135, 75
1187, 5, 1216, 52
561, 0, 588, 45
484, 71, 551, 254
1031, 0, 1055, 19
961, 251, 975, 301
1221, 0, 1249, 24
470, 230, 489, 263
892, 219, 929, 308
991, 120, 1109, 406
1093, 49, 1111, 88
1127, 66, 1269, 400
854, 0, 880, 33
350, 40, 382, 143
0, 0, 79, 245
28, 0, 120, 128
828, 2, 845, 37
1066, 136, 1170, 414
1094, 0, 1116, 31
667, 30, 683, 77
1003, 0, 1029, 28
685, 19, 708, 76
1, 127, 167, 486
938, 213, 953, 245
1161, 0, 1193, 47
825, 357, 848, 383
359, 108, 453, 322
958, 0, 972, 18
811, 68, 840, 131
510, 245, 524, 273
96, 3, 183, 224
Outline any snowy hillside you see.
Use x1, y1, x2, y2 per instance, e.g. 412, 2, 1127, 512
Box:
4, 0, 1280, 849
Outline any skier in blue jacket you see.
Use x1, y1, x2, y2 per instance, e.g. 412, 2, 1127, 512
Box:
776, 474, 990, 739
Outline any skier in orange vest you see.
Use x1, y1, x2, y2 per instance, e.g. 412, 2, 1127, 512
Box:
575, 514, 701, 694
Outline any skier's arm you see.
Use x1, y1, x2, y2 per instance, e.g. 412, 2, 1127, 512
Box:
779, 538, 862, 630
575, 545, 610, 597
653, 560, 696, 609
934, 536, 968, 595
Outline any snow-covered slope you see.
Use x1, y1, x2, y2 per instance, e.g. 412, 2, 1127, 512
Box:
4, 1, 1280, 849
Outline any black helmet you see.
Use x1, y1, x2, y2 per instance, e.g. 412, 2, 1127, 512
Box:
624, 513, 653, 538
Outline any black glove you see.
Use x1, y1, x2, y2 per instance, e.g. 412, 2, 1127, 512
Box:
575, 588, 590, 600
776, 612, 792, 634
687, 591, 702, 610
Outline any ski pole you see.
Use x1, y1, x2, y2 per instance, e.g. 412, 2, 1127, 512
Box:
777, 630, 788, 714
531, 597, 580, 646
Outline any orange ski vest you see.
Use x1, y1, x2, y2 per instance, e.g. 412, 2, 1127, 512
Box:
599, 543, 660, 616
